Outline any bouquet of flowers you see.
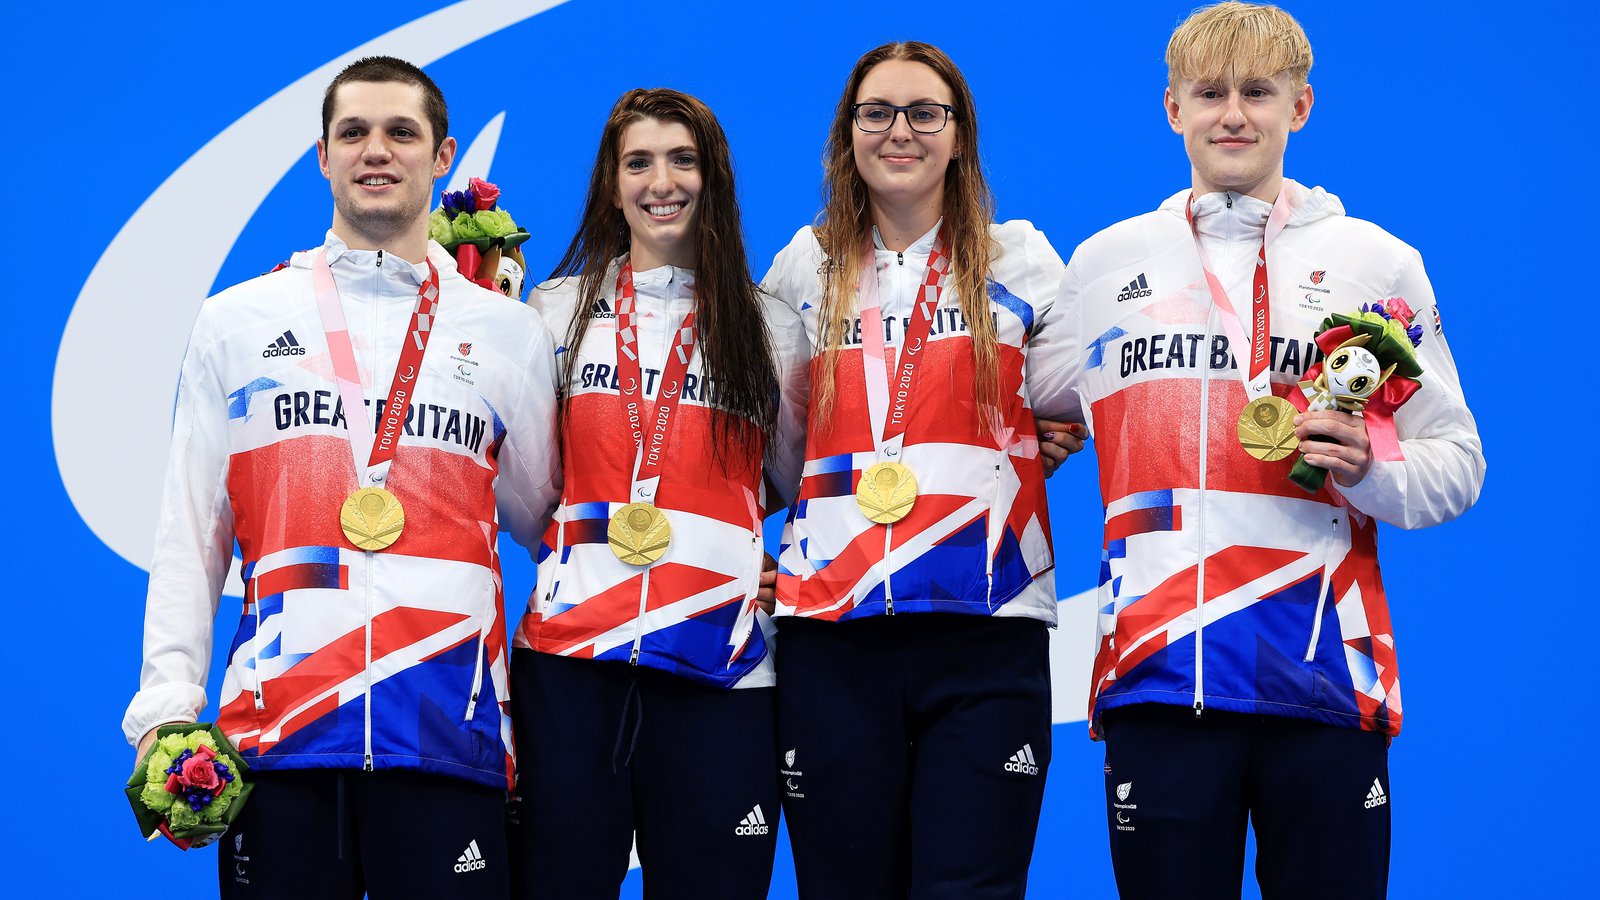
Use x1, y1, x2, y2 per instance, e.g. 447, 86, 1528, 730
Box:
124, 723, 251, 850
429, 176, 531, 299
1288, 297, 1425, 493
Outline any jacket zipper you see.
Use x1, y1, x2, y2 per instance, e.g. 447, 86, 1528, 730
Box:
1304, 514, 1339, 661
629, 571, 651, 664
882, 527, 895, 614
465, 577, 490, 720
629, 294, 677, 660
1194, 308, 1212, 718
986, 459, 1000, 607
251, 576, 265, 710
546, 512, 570, 610
362, 250, 382, 770
732, 534, 763, 652
1193, 207, 1242, 718
883, 250, 905, 614
363, 552, 375, 770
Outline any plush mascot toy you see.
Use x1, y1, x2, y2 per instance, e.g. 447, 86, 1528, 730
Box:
428, 177, 531, 300
1288, 298, 1426, 493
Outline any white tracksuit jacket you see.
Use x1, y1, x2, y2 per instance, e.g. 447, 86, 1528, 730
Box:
1029, 181, 1485, 736
123, 232, 560, 787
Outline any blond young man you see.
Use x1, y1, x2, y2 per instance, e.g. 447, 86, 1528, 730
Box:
1030, 4, 1484, 897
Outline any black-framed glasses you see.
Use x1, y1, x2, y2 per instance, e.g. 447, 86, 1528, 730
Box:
851, 103, 955, 134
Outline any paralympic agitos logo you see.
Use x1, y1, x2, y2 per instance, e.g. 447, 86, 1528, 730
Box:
49, 0, 1102, 738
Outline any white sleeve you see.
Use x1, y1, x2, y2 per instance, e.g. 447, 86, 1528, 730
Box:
763, 296, 811, 508
123, 308, 234, 745
1335, 251, 1485, 528
759, 227, 822, 312
527, 277, 580, 342
1026, 247, 1088, 425
497, 307, 562, 557
1017, 224, 1068, 301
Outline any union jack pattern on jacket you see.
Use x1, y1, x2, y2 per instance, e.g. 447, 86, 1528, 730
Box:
124, 234, 560, 789
512, 264, 809, 688
1029, 182, 1485, 737
762, 221, 1068, 624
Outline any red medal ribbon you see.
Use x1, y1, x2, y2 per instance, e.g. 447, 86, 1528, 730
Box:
1185, 190, 1292, 399
312, 250, 441, 485
859, 228, 951, 455
614, 262, 698, 495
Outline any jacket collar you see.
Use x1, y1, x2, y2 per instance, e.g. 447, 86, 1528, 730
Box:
289, 230, 459, 288
1160, 179, 1344, 240
871, 218, 943, 255
608, 255, 697, 307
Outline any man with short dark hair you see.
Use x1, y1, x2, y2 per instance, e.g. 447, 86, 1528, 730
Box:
124, 56, 558, 898
1031, 4, 1484, 897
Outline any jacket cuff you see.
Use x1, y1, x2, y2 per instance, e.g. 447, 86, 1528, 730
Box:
122, 683, 206, 746
1331, 459, 1407, 526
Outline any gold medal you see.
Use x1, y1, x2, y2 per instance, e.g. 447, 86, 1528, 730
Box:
1237, 396, 1299, 462
856, 461, 918, 524
340, 487, 405, 551
608, 502, 672, 566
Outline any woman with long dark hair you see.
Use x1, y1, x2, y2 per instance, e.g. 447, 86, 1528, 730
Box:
506, 88, 807, 899
761, 42, 1072, 898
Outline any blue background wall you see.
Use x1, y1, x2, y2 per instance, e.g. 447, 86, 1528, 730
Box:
7, 0, 1589, 894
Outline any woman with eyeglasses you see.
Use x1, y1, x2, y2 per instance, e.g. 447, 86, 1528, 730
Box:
760, 41, 1075, 898
505, 88, 808, 899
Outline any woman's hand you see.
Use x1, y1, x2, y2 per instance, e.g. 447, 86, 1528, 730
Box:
1036, 418, 1087, 477
756, 553, 778, 615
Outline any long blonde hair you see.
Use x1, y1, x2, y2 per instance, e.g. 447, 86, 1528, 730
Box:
812, 41, 999, 429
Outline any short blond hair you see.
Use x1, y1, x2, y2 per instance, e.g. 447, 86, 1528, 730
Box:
1167, 2, 1313, 89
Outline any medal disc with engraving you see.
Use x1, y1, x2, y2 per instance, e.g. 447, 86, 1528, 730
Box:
1237, 396, 1299, 462
341, 487, 405, 551
608, 502, 672, 566
856, 461, 919, 524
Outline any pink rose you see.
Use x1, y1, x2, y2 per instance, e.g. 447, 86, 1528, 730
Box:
1382, 296, 1415, 327
181, 749, 221, 793
469, 177, 500, 211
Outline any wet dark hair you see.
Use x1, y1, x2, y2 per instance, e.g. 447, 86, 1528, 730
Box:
321, 56, 449, 153
550, 88, 777, 463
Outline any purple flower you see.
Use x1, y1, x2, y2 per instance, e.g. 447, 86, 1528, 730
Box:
441, 190, 474, 219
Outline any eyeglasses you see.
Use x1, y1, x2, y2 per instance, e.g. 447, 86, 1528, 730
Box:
851, 103, 955, 134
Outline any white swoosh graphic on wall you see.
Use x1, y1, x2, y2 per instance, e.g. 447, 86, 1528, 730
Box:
52, 0, 566, 574
446, 111, 507, 195
50, 0, 1102, 732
